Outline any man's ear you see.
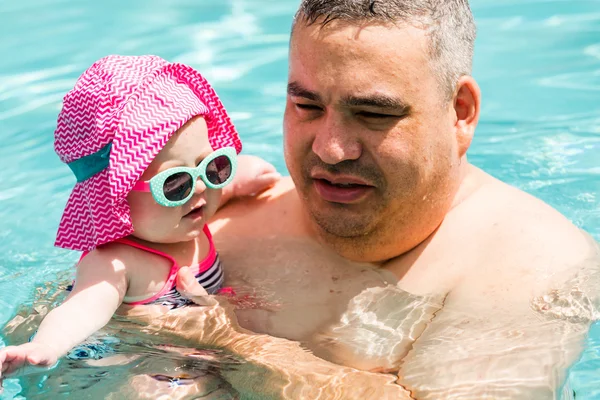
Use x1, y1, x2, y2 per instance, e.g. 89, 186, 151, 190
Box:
453, 76, 481, 158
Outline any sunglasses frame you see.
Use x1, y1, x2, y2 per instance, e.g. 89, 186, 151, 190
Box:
132, 147, 237, 207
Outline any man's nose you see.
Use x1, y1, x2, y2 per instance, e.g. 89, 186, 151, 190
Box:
312, 115, 361, 165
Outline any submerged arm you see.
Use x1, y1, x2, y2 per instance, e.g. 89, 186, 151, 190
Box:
121, 268, 411, 400
399, 297, 593, 399
0, 250, 127, 378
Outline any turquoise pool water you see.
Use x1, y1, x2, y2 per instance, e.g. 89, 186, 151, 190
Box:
0, 0, 599, 398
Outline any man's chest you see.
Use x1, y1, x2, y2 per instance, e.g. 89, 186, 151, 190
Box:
216, 236, 382, 331
215, 235, 445, 370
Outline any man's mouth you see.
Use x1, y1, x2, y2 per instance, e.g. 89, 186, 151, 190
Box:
324, 181, 362, 188
312, 178, 373, 204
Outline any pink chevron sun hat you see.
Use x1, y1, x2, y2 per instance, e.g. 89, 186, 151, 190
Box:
54, 55, 242, 251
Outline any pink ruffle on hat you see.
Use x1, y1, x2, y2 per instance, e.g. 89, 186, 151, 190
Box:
54, 55, 242, 251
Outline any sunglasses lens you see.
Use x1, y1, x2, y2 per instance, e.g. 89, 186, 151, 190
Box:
206, 155, 232, 186
163, 172, 193, 201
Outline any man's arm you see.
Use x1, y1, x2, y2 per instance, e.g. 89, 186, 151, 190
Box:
398, 295, 592, 399
121, 268, 412, 400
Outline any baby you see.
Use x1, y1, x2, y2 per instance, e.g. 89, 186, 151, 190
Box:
0, 55, 279, 380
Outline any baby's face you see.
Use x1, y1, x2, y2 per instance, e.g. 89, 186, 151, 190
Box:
127, 116, 222, 244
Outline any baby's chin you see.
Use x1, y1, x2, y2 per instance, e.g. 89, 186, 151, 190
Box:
173, 221, 210, 242
132, 209, 217, 243
180, 227, 206, 242
129, 226, 200, 245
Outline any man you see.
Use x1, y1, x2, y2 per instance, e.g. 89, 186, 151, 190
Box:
150, 0, 600, 398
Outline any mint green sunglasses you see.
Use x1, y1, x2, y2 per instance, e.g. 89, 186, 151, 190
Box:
132, 147, 237, 207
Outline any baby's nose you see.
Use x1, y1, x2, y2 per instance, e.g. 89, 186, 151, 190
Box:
194, 177, 207, 194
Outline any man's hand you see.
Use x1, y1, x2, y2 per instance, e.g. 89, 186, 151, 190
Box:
221, 155, 281, 207
175, 266, 218, 307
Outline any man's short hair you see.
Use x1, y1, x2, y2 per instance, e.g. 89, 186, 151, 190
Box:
292, 0, 477, 100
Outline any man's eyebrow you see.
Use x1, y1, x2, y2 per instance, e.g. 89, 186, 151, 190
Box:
287, 82, 322, 102
342, 95, 411, 112
287, 82, 411, 113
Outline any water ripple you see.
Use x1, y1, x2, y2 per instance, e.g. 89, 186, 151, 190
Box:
0, 0, 599, 398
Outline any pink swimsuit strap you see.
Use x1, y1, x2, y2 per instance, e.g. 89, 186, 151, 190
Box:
79, 224, 217, 305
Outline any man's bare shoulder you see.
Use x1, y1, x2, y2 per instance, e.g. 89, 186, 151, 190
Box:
452, 173, 598, 294
210, 177, 307, 237
476, 180, 590, 255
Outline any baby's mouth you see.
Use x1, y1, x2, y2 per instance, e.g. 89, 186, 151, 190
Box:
183, 206, 204, 218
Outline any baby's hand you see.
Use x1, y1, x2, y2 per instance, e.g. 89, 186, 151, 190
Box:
230, 155, 281, 198
0, 342, 58, 380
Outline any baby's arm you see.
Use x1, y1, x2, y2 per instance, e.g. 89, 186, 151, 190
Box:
219, 155, 281, 207
0, 249, 128, 379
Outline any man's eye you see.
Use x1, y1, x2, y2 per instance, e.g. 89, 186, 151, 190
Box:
295, 103, 322, 111
357, 111, 397, 119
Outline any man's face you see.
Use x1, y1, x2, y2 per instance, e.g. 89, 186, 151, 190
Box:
284, 20, 464, 253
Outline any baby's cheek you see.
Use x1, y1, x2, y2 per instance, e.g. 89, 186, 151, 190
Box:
128, 195, 175, 240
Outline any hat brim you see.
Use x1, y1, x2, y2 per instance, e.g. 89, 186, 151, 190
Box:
55, 169, 132, 251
